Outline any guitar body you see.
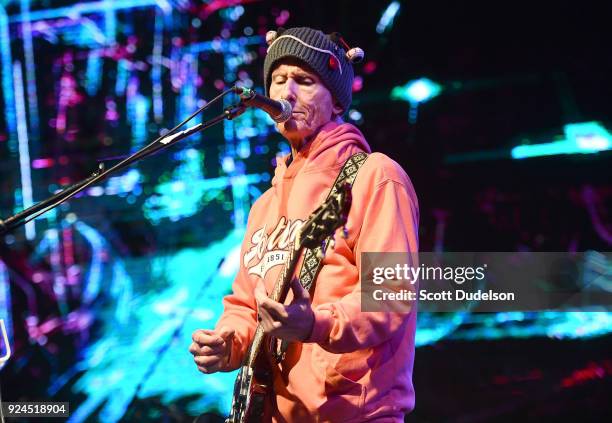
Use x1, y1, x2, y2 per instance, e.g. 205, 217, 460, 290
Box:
226, 353, 271, 423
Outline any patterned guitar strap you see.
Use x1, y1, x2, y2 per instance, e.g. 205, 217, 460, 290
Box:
274, 151, 369, 362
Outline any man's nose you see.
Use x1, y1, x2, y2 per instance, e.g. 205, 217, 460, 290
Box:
280, 80, 297, 104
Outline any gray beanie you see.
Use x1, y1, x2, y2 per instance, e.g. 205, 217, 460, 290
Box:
263, 27, 363, 113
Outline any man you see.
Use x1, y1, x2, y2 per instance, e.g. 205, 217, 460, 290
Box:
190, 27, 419, 422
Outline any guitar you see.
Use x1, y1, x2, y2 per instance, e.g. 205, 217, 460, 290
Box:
225, 183, 352, 423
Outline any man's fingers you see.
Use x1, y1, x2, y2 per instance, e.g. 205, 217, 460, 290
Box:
290, 278, 310, 301
254, 280, 268, 304
196, 363, 220, 374
257, 306, 274, 328
192, 329, 214, 342
193, 330, 224, 346
191, 327, 232, 375
197, 365, 210, 374
254, 281, 288, 320
259, 299, 288, 321
188, 342, 200, 356
274, 305, 289, 320
218, 326, 235, 341
258, 305, 288, 335
200, 344, 225, 355
197, 365, 213, 374
194, 355, 222, 368
191, 339, 225, 356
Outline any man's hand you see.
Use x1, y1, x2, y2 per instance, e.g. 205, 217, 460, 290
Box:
254, 278, 315, 342
189, 326, 235, 374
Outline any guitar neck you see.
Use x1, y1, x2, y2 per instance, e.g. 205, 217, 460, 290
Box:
246, 243, 302, 368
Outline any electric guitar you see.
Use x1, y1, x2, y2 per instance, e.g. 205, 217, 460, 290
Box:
225, 183, 352, 423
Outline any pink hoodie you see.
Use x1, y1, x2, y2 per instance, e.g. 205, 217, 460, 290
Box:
216, 121, 419, 422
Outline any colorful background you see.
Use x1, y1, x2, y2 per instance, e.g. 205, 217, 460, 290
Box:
0, 1, 610, 421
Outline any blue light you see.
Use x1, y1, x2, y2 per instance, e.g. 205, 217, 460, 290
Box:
512, 140, 572, 159
13, 60, 36, 240
0, 260, 12, 356
391, 78, 442, 124
152, 10, 164, 123
0, 5, 17, 152
68, 231, 245, 422
115, 59, 129, 96
348, 109, 362, 121
87, 186, 105, 197
74, 222, 105, 304
377, 1, 401, 34
103, 0, 117, 44
406, 80, 435, 103
221, 6, 244, 22
187, 35, 263, 54
391, 78, 442, 104
85, 51, 103, 96
565, 121, 611, 151
128, 94, 150, 150
221, 156, 236, 173
20, 0, 41, 142
238, 139, 251, 158
511, 121, 611, 159
104, 169, 142, 197
8, 0, 171, 23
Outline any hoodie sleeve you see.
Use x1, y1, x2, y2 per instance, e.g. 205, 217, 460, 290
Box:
305, 165, 419, 354
214, 215, 260, 371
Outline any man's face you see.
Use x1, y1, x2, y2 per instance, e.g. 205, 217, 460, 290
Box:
268, 61, 343, 148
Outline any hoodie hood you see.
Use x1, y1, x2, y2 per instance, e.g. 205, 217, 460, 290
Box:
271, 121, 371, 186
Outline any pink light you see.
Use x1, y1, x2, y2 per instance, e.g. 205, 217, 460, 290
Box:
363, 61, 377, 74
105, 99, 119, 122
32, 158, 55, 169
352, 76, 363, 92
56, 71, 83, 137
214, 79, 225, 90
63, 227, 74, 268
275, 10, 290, 26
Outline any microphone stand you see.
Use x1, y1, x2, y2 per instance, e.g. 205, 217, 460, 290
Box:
0, 101, 248, 235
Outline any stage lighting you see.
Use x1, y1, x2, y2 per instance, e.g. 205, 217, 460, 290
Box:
391, 78, 442, 123
391, 78, 442, 104
377, 1, 401, 34
511, 121, 611, 159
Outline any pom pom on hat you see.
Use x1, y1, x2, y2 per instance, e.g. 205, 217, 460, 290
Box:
265, 30, 278, 46
266, 27, 287, 46
346, 47, 364, 63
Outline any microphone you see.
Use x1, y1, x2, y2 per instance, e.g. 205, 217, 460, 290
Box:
233, 86, 292, 123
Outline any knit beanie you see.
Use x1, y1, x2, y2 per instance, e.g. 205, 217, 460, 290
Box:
263, 27, 364, 113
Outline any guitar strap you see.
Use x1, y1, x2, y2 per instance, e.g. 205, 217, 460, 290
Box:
275, 151, 369, 362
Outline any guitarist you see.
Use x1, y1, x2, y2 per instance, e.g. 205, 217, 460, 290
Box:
190, 27, 419, 422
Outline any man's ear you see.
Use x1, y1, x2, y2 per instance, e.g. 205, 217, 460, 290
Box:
332, 102, 344, 116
